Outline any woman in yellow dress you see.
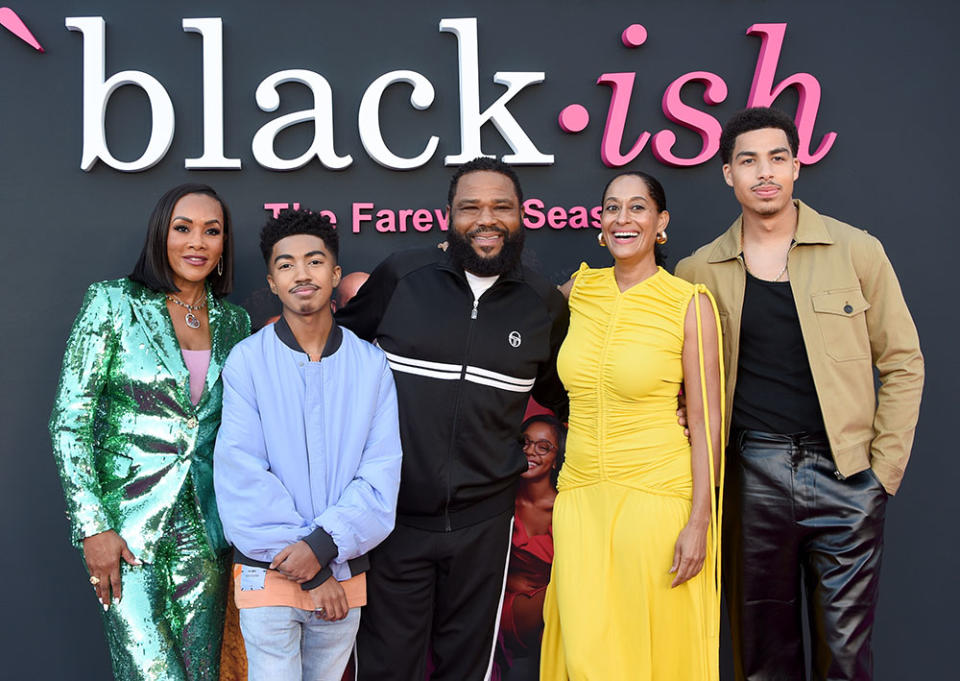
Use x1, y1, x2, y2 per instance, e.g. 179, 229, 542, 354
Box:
541, 171, 724, 680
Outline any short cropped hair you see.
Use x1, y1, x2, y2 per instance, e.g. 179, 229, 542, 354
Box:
719, 107, 800, 165
447, 157, 524, 207
129, 183, 234, 297
259, 208, 339, 266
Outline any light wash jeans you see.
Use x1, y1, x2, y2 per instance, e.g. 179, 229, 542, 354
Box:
240, 606, 360, 681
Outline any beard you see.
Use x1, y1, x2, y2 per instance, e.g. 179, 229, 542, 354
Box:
447, 225, 526, 276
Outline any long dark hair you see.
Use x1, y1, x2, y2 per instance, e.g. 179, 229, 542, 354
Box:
601, 171, 668, 268
129, 183, 234, 297
521, 414, 567, 489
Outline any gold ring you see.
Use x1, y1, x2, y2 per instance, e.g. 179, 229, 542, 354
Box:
89, 575, 101, 585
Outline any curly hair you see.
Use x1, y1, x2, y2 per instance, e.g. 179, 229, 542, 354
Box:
259, 208, 339, 265
719, 107, 799, 165
521, 414, 567, 490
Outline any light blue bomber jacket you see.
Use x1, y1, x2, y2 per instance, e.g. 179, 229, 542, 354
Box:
213, 316, 402, 584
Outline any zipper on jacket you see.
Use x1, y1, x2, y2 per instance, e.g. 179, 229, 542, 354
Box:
442, 291, 482, 531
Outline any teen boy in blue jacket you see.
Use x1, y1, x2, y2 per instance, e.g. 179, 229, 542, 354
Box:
214, 209, 402, 681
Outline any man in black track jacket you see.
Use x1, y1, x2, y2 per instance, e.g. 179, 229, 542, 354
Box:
336, 157, 569, 681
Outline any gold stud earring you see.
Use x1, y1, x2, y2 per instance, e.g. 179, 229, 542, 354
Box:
597, 231, 607, 248
656, 231, 668, 245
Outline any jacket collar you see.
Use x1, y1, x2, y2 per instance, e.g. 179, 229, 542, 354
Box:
130, 282, 189, 386
129, 281, 227, 408
274, 314, 343, 358
205, 289, 229, 400
707, 199, 834, 263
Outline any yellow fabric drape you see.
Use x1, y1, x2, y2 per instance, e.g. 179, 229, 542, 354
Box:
541, 266, 724, 681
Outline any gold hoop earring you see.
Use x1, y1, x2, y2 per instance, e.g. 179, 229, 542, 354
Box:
217, 256, 224, 276
656, 231, 668, 245
597, 232, 607, 248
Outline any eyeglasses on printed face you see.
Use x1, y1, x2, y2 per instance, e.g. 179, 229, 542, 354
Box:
519, 436, 557, 455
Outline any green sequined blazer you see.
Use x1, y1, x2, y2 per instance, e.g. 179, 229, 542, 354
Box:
49, 278, 251, 562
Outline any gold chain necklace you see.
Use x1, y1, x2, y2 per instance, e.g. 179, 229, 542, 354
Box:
743, 257, 788, 282
741, 226, 790, 282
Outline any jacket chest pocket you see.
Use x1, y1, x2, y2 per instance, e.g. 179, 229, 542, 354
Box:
810, 287, 871, 361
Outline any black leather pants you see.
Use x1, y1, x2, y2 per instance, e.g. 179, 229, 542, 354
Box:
724, 430, 888, 681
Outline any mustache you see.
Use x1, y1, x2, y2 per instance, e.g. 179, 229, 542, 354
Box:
751, 181, 782, 190
467, 226, 508, 238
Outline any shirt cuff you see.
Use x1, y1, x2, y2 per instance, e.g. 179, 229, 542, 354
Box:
300, 566, 333, 591
302, 526, 339, 568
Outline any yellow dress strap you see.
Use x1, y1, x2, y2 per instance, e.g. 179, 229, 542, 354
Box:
565, 262, 592, 300
691, 284, 726, 640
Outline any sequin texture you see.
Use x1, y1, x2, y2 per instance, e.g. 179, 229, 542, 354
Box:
101, 480, 229, 681
50, 278, 250, 679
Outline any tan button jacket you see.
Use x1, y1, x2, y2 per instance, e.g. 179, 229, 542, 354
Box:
676, 200, 924, 495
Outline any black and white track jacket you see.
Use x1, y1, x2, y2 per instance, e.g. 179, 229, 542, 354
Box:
336, 248, 569, 531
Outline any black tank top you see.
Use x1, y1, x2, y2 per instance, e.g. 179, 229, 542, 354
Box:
732, 271, 825, 434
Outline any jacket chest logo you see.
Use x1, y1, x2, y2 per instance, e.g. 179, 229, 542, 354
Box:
508, 331, 522, 348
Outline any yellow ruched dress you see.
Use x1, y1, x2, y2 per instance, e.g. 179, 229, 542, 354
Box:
541, 264, 723, 681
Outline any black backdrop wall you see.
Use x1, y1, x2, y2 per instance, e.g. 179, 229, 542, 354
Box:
1, 1, 954, 678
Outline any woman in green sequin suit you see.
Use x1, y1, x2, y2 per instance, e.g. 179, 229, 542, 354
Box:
50, 184, 250, 681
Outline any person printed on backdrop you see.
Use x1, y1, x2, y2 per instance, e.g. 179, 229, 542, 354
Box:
50, 183, 250, 681
332, 271, 369, 312
492, 414, 566, 681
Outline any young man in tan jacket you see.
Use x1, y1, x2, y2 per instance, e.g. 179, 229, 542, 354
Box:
676, 107, 923, 681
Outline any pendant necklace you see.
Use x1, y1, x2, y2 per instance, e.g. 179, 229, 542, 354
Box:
167, 294, 206, 329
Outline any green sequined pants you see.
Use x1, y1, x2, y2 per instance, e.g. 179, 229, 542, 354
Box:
100, 482, 228, 681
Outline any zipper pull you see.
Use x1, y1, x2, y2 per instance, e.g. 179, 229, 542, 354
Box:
470, 299, 478, 320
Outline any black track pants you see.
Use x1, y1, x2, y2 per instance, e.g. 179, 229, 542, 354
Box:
356, 509, 514, 681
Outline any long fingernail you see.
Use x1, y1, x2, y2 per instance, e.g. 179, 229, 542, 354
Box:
113, 597, 120, 604
103, 603, 109, 612
132, 558, 143, 566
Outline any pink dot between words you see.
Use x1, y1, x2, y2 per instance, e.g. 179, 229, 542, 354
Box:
621, 24, 647, 48
558, 105, 590, 133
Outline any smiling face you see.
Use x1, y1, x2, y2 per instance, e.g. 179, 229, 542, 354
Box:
600, 174, 669, 267
266, 234, 342, 318
722, 127, 800, 219
446, 170, 525, 276
165, 193, 225, 292
520, 421, 559, 481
